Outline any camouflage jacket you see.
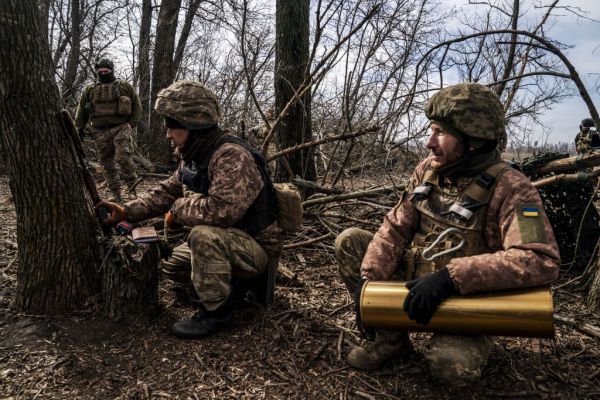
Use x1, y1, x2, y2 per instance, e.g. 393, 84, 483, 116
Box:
123, 142, 283, 256
361, 156, 560, 294
75, 79, 142, 129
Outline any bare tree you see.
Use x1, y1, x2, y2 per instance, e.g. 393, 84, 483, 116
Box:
145, 0, 182, 162
274, 0, 315, 182
61, 0, 82, 106
0, 0, 100, 314
136, 0, 153, 144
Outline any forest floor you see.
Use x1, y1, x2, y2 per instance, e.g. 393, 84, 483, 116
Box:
1, 168, 600, 400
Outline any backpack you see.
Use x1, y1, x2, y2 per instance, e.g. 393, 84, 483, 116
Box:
273, 183, 303, 233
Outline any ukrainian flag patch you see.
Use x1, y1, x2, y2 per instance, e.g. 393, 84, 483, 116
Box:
516, 203, 548, 244
522, 206, 539, 217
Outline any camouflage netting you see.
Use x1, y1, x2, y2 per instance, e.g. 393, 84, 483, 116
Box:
519, 152, 600, 271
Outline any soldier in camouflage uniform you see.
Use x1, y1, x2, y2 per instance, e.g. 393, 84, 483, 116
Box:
96, 81, 283, 339
575, 118, 596, 154
75, 58, 141, 202
336, 83, 560, 386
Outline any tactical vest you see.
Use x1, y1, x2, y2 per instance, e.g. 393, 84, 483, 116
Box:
405, 162, 512, 279
89, 80, 132, 119
178, 133, 277, 236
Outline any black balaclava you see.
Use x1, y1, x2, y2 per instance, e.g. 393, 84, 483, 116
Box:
95, 58, 115, 83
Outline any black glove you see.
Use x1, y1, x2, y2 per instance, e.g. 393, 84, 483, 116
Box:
403, 267, 456, 325
77, 127, 85, 140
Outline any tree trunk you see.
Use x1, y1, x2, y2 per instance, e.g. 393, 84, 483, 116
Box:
274, 0, 316, 182
587, 256, 600, 314
146, 0, 182, 164
61, 0, 81, 106
102, 238, 160, 321
136, 0, 153, 151
0, 1, 100, 314
173, 0, 202, 75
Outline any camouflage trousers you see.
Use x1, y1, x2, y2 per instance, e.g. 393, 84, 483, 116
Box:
91, 123, 138, 196
335, 227, 494, 386
161, 225, 269, 311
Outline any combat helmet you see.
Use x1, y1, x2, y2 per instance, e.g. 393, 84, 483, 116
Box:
581, 118, 595, 130
95, 58, 114, 71
425, 83, 505, 143
155, 80, 221, 130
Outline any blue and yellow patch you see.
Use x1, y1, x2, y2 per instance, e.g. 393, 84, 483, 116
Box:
516, 203, 548, 244
522, 206, 539, 217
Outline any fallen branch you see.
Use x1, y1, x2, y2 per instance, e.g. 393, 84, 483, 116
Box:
292, 178, 344, 195
139, 172, 171, 179
302, 185, 405, 207
267, 126, 380, 162
283, 233, 333, 249
529, 152, 600, 175
555, 314, 600, 339
533, 169, 600, 187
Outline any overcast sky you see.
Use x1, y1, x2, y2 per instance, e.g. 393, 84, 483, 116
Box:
439, 0, 600, 144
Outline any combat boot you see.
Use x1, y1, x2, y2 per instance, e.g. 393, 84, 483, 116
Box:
347, 330, 413, 370
171, 301, 233, 339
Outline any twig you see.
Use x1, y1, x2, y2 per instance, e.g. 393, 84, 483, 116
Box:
302, 185, 403, 207
292, 178, 344, 195
267, 127, 380, 161
139, 172, 171, 179
283, 233, 333, 249
555, 314, 600, 339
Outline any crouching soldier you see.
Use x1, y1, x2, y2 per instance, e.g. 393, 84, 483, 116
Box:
96, 80, 283, 338
335, 83, 560, 386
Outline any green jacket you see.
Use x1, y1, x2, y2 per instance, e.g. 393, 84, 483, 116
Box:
75, 79, 142, 129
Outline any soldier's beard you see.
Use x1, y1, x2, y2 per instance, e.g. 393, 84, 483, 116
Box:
430, 141, 464, 170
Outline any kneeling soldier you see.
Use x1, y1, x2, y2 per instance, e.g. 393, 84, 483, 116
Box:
335, 83, 560, 386
97, 81, 283, 338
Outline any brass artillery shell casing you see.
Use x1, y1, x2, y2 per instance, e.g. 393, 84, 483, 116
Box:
360, 281, 554, 338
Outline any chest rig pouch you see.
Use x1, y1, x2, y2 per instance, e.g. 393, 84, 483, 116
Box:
405, 162, 511, 280
91, 80, 132, 117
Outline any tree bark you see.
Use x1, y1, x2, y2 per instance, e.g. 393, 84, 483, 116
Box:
274, 0, 316, 182
102, 238, 160, 321
136, 0, 153, 151
146, 0, 182, 164
0, 1, 100, 314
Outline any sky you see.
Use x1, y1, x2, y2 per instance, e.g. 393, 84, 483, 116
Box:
440, 0, 600, 144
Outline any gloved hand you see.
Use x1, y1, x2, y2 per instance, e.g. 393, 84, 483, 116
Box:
164, 210, 181, 230
94, 200, 126, 226
403, 267, 456, 325
77, 128, 86, 140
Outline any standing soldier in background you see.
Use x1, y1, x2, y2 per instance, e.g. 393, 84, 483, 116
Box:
335, 83, 560, 386
75, 58, 141, 202
575, 118, 597, 154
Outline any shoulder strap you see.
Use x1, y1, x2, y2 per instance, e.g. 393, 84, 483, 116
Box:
463, 162, 512, 204
422, 169, 439, 186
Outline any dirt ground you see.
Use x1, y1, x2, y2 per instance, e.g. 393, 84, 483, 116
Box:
1, 174, 600, 400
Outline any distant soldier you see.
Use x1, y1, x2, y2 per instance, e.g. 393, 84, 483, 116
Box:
575, 118, 597, 154
249, 108, 274, 146
336, 83, 560, 387
249, 108, 278, 171
75, 58, 141, 202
